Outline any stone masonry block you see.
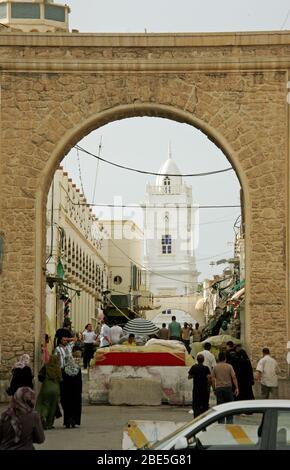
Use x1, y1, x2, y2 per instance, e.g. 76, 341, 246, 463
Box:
108, 378, 162, 406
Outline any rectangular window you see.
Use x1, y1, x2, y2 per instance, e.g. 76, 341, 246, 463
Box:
0, 3, 7, 19
161, 235, 172, 254
131, 263, 138, 291
11, 3, 40, 19
192, 412, 265, 449
45, 5, 65, 22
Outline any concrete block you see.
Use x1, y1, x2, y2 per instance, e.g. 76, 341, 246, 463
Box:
109, 378, 162, 406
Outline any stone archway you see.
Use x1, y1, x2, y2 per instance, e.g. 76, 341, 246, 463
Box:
0, 32, 288, 394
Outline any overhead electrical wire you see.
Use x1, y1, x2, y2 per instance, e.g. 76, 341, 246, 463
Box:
106, 296, 130, 320
91, 136, 102, 205
281, 6, 290, 29
69, 200, 240, 209
109, 236, 233, 285
76, 146, 86, 198
111, 249, 233, 266
61, 172, 240, 210
75, 144, 233, 178
92, 203, 240, 209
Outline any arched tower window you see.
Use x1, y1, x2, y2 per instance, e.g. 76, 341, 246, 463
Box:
164, 176, 171, 193
161, 234, 172, 254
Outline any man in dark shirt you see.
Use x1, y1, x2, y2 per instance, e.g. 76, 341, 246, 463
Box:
188, 354, 211, 418
54, 318, 73, 348
225, 341, 238, 369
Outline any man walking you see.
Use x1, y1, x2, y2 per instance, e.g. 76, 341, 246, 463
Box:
158, 323, 169, 340
191, 322, 202, 343
188, 354, 211, 418
181, 322, 191, 353
99, 318, 111, 348
110, 321, 123, 345
256, 347, 280, 399
199, 342, 216, 372
81, 323, 97, 369
168, 316, 181, 341
212, 352, 239, 423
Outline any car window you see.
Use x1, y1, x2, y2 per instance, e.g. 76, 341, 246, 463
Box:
149, 409, 214, 449
276, 411, 290, 449
188, 412, 265, 449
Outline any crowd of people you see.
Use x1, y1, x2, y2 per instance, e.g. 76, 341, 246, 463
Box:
188, 342, 280, 418
0, 314, 281, 450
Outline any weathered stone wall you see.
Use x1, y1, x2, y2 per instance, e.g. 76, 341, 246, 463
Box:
0, 32, 289, 395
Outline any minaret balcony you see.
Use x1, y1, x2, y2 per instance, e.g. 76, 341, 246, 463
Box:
146, 184, 188, 195
0, 1, 70, 32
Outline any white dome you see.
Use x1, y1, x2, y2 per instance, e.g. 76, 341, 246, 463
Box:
156, 157, 183, 187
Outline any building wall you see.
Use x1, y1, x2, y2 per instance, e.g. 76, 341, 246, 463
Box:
45, 168, 109, 337
102, 220, 143, 295
0, 31, 289, 390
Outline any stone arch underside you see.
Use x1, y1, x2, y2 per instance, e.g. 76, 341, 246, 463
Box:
0, 34, 288, 394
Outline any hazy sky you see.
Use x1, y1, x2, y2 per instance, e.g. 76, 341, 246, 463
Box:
61, 1, 290, 281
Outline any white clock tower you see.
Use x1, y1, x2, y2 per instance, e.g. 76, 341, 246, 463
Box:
143, 149, 199, 297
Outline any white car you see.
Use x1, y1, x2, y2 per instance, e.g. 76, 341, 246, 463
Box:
147, 400, 290, 450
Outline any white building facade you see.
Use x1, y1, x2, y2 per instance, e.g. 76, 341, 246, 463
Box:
46, 168, 109, 337
101, 220, 154, 322
142, 152, 201, 326
143, 152, 199, 297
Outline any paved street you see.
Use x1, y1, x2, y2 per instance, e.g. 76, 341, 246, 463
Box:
34, 405, 192, 450
0, 403, 192, 450
0, 390, 217, 450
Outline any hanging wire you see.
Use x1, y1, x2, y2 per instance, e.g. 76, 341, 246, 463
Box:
75, 144, 233, 178
281, 6, 290, 29
106, 296, 131, 320
76, 146, 86, 197
92, 136, 102, 205
109, 236, 232, 285
61, 180, 240, 209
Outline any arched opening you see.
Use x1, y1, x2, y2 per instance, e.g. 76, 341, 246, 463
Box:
38, 104, 248, 361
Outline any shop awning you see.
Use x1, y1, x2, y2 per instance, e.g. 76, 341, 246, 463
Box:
195, 298, 205, 311
230, 287, 245, 301
230, 280, 245, 294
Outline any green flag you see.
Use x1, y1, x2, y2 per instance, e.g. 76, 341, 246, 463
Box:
57, 258, 65, 279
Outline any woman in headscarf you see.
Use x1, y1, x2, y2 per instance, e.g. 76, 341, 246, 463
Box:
54, 334, 82, 428
6, 354, 34, 396
234, 345, 255, 400
61, 356, 82, 428
0, 387, 45, 450
35, 355, 62, 429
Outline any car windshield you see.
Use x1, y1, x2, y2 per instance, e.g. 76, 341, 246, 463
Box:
148, 409, 215, 449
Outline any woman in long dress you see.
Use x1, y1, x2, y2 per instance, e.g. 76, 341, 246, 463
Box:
54, 336, 82, 428
35, 355, 62, 429
61, 356, 82, 428
6, 354, 34, 397
235, 346, 255, 400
